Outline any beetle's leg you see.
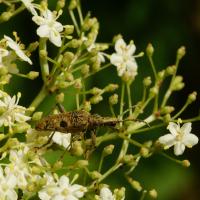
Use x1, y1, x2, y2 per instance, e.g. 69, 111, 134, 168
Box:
84, 129, 97, 159
40, 131, 55, 148
56, 103, 66, 113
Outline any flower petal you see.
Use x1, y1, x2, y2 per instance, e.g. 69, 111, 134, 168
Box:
158, 133, 176, 148
167, 122, 179, 136
115, 38, 126, 54
180, 122, 192, 136
100, 187, 114, 200
182, 133, 198, 148
49, 30, 62, 47
110, 54, 123, 66
174, 142, 185, 156
127, 43, 136, 55
37, 25, 50, 37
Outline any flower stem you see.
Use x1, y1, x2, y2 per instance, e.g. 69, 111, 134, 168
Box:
39, 38, 49, 85
29, 85, 48, 110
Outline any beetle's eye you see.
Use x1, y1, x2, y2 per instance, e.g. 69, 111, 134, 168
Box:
60, 120, 68, 128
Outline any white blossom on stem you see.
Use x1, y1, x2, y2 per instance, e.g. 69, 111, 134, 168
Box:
4, 35, 32, 65
32, 9, 64, 47
0, 92, 31, 129
38, 175, 87, 200
100, 187, 114, 200
0, 166, 18, 200
110, 38, 138, 80
159, 122, 198, 156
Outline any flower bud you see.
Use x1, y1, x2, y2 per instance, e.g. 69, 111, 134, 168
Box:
143, 76, 152, 87
74, 160, 89, 168
140, 147, 149, 158
68, 39, 82, 48
149, 86, 158, 97
122, 154, 135, 166
53, 160, 63, 170
109, 94, 118, 105
69, 0, 77, 10
74, 79, 82, 89
81, 64, 90, 76
0, 12, 12, 21
31, 166, 42, 174
0, 66, 8, 75
64, 25, 74, 35
90, 87, 102, 95
160, 106, 175, 115
70, 141, 84, 156
114, 187, 126, 200
103, 145, 114, 156
104, 84, 119, 92
13, 123, 31, 133
82, 101, 91, 112
163, 114, 171, 123
27, 42, 39, 52
90, 171, 102, 180
57, 81, 69, 89
27, 71, 39, 80
177, 46, 186, 60
64, 71, 74, 81
56, 0, 65, 9
127, 177, 142, 192
165, 65, 176, 76
32, 112, 43, 121
62, 52, 74, 66
171, 76, 185, 91
90, 95, 103, 104
56, 92, 65, 103
146, 43, 154, 56
157, 70, 165, 80
82, 17, 98, 31
149, 189, 158, 199
182, 159, 190, 168
92, 60, 101, 72
187, 91, 197, 104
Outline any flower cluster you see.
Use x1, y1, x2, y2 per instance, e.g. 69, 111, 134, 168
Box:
0, 0, 199, 200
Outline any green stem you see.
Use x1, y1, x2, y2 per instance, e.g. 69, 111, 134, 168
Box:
126, 83, 133, 115
172, 101, 190, 119
161, 58, 180, 107
160, 152, 183, 165
98, 153, 105, 172
76, 93, 80, 110
148, 55, 157, 80
69, 10, 80, 35
39, 38, 49, 85
29, 85, 48, 110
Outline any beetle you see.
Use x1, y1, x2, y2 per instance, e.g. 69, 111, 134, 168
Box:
35, 109, 122, 134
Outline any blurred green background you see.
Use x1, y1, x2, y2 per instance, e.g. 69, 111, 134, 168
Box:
1, 0, 200, 199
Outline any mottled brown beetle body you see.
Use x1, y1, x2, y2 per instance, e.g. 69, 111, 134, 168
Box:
35, 110, 119, 134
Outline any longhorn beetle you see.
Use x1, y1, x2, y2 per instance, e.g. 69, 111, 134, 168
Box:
35, 104, 149, 147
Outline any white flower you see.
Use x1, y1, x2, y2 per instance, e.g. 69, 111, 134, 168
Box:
4, 35, 32, 65
159, 122, 199, 156
20, 0, 38, 16
100, 187, 114, 200
38, 175, 87, 200
0, 166, 18, 200
0, 92, 31, 129
5, 147, 31, 188
52, 131, 71, 149
110, 38, 138, 80
32, 9, 63, 47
